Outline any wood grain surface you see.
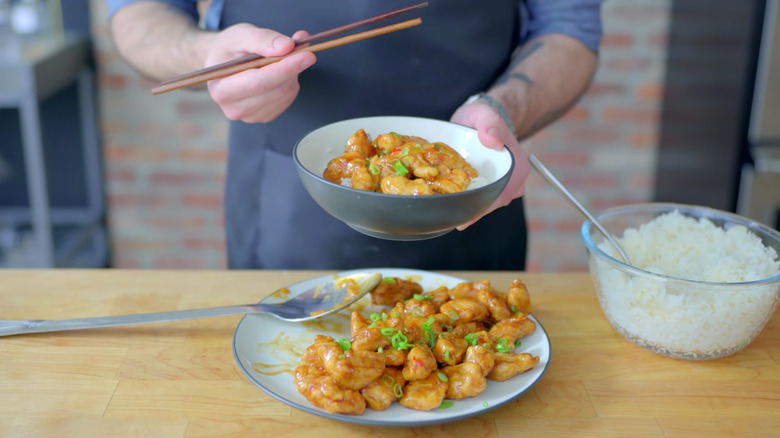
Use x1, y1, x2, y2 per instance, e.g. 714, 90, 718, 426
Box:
1, 269, 778, 438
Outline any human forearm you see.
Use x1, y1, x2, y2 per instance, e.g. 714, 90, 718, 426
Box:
487, 34, 598, 141
109, 1, 217, 82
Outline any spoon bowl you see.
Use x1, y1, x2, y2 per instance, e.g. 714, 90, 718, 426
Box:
0, 272, 383, 337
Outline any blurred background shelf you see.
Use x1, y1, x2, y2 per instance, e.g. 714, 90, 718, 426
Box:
0, 26, 108, 268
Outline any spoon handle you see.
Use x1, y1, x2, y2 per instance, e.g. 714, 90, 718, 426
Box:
0, 303, 280, 337
528, 154, 632, 264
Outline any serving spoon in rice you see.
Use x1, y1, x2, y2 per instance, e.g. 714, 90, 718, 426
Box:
528, 154, 633, 265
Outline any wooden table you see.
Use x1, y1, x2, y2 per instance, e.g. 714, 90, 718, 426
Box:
1, 270, 778, 437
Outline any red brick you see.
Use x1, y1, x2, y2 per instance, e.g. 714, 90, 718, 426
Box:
149, 171, 207, 185
147, 217, 208, 229
629, 131, 659, 148
183, 238, 226, 250
602, 107, 659, 124
560, 174, 618, 189
107, 195, 173, 207
636, 83, 664, 101
603, 58, 654, 72
563, 128, 622, 144
585, 83, 626, 97
182, 194, 224, 208
98, 73, 128, 88
561, 106, 591, 122
103, 145, 172, 162
648, 33, 668, 48
600, 33, 635, 47
106, 169, 136, 183
178, 148, 228, 163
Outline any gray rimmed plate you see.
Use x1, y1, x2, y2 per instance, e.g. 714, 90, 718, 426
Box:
232, 268, 551, 426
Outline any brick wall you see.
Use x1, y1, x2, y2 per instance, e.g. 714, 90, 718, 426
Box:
89, 0, 670, 271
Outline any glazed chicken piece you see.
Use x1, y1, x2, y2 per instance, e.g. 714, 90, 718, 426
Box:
344, 129, 376, 157
507, 278, 532, 315
323, 151, 377, 191
402, 296, 438, 318
442, 362, 487, 400
350, 312, 390, 352
398, 372, 448, 411
379, 174, 434, 195
294, 364, 366, 415
464, 344, 496, 376
425, 142, 479, 178
487, 352, 540, 382
488, 313, 536, 347
301, 336, 385, 390
439, 298, 490, 324
477, 287, 512, 322
429, 167, 472, 194
433, 332, 469, 366
360, 367, 406, 411
370, 277, 423, 306
373, 132, 406, 155
402, 344, 438, 381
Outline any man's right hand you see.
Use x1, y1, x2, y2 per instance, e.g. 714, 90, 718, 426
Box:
205, 24, 317, 124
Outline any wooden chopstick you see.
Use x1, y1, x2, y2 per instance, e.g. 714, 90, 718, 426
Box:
152, 2, 428, 95
158, 2, 429, 87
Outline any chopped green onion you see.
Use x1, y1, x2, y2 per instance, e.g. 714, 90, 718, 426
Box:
437, 372, 448, 382
391, 331, 412, 350
422, 316, 435, 332
401, 147, 410, 156
381, 374, 395, 388
495, 338, 511, 353
337, 337, 351, 351
338, 354, 345, 360
413, 294, 431, 301
448, 311, 459, 323
383, 277, 396, 284
483, 343, 490, 348
378, 346, 384, 353
392, 159, 408, 176
439, 401, 454, 409
393, 383, 403, 398
412, 309, 424, 317
380, 327, 395, 337
414, 142, 422, 149
464, 333, 478, 346
392, 310, 400, 318
368, 163, 381, 175
482, 401, 489, 408
444, 350, 451, 362
514, 339, 522, 348
510, 305, 517, 313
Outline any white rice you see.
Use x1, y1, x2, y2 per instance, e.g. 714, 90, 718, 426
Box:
595, 210, 780, 357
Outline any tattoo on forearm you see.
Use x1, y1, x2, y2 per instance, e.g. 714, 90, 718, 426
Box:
496, 41, 543, 86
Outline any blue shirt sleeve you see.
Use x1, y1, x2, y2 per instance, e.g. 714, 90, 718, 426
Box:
520, 0, 604, 53
105, 0, 199, 20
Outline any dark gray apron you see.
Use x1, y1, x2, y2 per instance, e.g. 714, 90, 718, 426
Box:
220, 0, 528, 270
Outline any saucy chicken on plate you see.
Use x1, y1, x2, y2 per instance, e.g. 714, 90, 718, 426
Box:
323, 129, 479, 195
294, 276, 540, 415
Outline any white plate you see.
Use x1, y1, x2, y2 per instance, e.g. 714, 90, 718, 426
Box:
233, 268, 551, 426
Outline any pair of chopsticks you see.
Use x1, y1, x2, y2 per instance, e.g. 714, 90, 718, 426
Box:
151, 2, 428, 95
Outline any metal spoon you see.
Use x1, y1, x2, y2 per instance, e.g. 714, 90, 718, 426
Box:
0, 272, 383, 337
528, 154, 633, 265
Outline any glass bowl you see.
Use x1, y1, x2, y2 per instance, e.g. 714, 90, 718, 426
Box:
581, 203, 780, 360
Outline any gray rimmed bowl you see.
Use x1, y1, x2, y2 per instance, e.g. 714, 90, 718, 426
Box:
293, 116, 514, 241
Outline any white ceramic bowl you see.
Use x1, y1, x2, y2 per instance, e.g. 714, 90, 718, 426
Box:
293, 116, 514, 240
581, 203, 780, 360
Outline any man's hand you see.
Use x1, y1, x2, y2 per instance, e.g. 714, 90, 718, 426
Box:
450, 101, 531, 230
205, 25, 317, 123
